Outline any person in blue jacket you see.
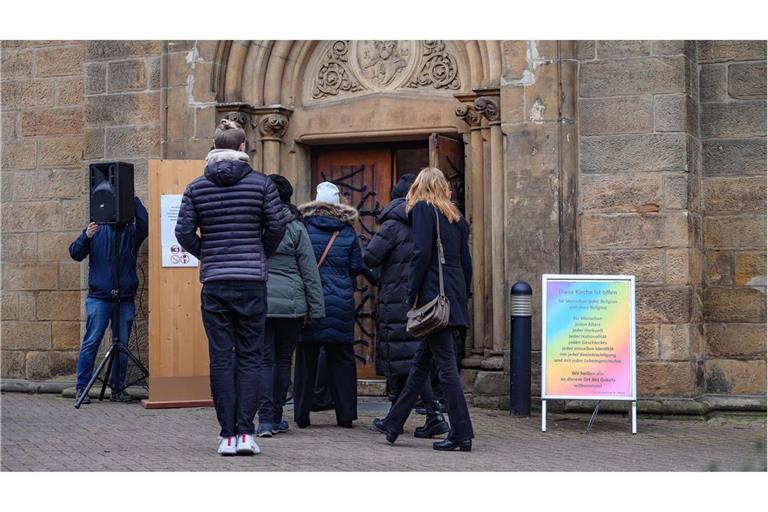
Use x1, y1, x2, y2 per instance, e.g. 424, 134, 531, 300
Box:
294, 182, 364, 429
68, 197, 148, 404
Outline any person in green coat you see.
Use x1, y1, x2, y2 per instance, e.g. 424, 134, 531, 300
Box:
257, 175, 325, 437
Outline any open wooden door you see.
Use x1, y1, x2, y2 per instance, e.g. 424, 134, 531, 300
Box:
143, 160, 212, 409
429, 133, 466, 214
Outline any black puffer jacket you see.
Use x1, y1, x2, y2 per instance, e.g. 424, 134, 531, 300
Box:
175, 150, 286, 283
363, 198, 420, 377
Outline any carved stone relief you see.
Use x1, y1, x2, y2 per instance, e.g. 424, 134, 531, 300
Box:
307, 40, 463, 103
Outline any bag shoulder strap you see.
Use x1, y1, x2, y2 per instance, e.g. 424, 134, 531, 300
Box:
433, 206, 445, 297
317, 231, 339, 269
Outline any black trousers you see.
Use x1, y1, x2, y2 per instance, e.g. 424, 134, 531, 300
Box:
388, 372, 439, 416
258, 317, 303, 424
294, 343, 358, 425
201, 281, 266, 437
382, 327, 474, 442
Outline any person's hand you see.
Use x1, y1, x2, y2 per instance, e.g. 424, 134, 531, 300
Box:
85, 222, 99, 239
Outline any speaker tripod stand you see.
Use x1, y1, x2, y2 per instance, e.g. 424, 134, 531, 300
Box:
75, 223, 149, 409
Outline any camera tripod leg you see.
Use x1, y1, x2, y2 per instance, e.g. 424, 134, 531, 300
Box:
100, 345, 117, 401
74, 344, 114, 409
122, 345, 149, 380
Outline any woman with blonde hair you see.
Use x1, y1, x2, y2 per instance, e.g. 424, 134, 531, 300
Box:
372, 167, 474, 451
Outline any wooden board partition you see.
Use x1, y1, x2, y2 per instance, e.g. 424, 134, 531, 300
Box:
142, 160, 212, 409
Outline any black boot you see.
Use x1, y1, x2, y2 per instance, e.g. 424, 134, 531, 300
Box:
414, 413, 450, 439
433, 438, 472, 452
372, 418, 399, 444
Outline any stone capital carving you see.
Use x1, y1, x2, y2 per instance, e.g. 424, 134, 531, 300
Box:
473, 96, 500, 124
258, 113, 289, 140
455, 103, 481, 128
216, 102, 257, 130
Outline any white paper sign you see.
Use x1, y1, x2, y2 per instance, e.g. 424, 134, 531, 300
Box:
161, 194, 199, 268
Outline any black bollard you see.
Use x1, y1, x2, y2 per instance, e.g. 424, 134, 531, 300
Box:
510, 281, 532, 416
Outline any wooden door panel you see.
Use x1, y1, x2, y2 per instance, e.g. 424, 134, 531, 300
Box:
430, 134, 466, 214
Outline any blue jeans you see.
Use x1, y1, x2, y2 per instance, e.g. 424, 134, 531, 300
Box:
76, 297, 135, 392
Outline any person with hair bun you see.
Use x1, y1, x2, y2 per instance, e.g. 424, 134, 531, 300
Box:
372, 167, 475, 452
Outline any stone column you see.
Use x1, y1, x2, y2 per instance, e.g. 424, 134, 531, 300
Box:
254, 105, 292, 174
456, 101, 485, 361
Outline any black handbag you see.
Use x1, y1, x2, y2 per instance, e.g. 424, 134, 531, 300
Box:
406, 206, 450, 338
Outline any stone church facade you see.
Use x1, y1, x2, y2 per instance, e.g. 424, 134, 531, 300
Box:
1, 40, 765, 409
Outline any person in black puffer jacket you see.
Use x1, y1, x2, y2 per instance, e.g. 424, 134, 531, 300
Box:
363, 174, 449, 439
175, 119, 286, 456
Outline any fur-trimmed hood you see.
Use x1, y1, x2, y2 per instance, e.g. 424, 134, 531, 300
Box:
299, 201, 358, 226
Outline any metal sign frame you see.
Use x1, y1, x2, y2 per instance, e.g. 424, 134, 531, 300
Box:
540, 274, 637, 434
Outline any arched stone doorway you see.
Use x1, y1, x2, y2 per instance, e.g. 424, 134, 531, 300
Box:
206, 40, 508, 382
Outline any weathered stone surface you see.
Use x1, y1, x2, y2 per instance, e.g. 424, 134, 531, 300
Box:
108, 59, 147, 92
580, 174, 661, 212
37, 137, 83, 168
1, 233, 37, 261
637, 361, 695, 396
2, 263, 58, 291
636, 323, 658, 360
148, 57, 161, 89
704, 287, 766, 323
581, 212, 689, 250
706, 323, 767, 356
1, 201, 61, 232
35, 291, 82, 321
12, 169, 84, 202
704, 359, 767, 394
55, 77, 84, 106
699, 64, 727, 102
582, 250, 664, 284
666, 249, 691, 285
728, 61, 766, 99
2, 111, 17, 139
651, 40, 691, 56
1, 321, 51, 350
704, 216, 766, 249
654, 94, 697, 134
194, 106, 217, 139
459, 369, 478, 394
86, 40, 161, 60
35, 45, 83, 77
1, 140, 36, 169
61, 199, 87, 230
25, 350, 79, 380
636, 286, 691, 323
702, 139, 766, 176
575, 40, 595, 60
1, 50, 32, 78
52, 321, 82, 350
85, 92, 160, 127
700, 101, 767, 139
20, 109, 83, 136
734, 251, 767, 286
37, 231, 81, 260
167, 51, 190, 87
1, 80, 55, 108
1, 351, 26, 378
659, 324, 691, 360
580, 133, 688, 172
58, 262, 81, 290
703, 176, 766, 213
474, 370, 507, 395
579, 57, 685, 97
705, 250, 733, 285
596, 40, 650, 58
663, 175, 688, 209
579, 96, 652, 135
697, 40, 767, 63
104, 125, 160, 158
85, 62, 106, 94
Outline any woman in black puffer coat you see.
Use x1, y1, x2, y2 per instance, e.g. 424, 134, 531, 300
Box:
364, 174, 449, 439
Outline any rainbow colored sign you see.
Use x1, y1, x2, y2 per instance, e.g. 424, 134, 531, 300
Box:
541, 275, 636, 400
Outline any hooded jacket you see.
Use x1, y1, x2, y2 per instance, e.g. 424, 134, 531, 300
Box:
298, 201, 363, 344
362, 197, 420, 376
266, 206, 325, 319
69, 197, 148, 300
175, 149, 286, 283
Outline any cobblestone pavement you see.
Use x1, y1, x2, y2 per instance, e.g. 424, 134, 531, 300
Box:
1, 393, 765, 471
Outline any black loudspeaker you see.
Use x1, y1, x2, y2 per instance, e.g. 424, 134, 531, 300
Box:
89, 162, 134, 224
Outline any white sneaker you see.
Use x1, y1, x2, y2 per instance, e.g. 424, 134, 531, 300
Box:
217, 436, 237, 456
236, 434, 261, 455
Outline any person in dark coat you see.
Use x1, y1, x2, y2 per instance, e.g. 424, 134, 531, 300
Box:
69, 197, 148, 404
373, 167, 475, 452
175, 119, 286, 456
363, 174, 449, 439
294, 182, 363, 429
256, 174, 325, 438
